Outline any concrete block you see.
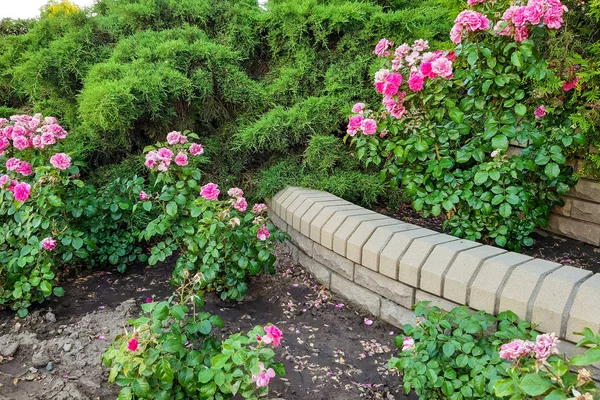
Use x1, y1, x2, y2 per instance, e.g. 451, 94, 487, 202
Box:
419, 240, 481, 296
415, 290, 460, 312
547, 214, 600, 247
313, 243, 354, 280
443, 246, 507, 305
397, 234, 458, 287
571, 179, 600, 203
566, 274, 600, 342
532, 266, 592, 336
379, 228, 438, 279
346, 218, 403, 264
287, 226, 314, 257
300, 200, 351, 236
267, 207, 288, 233
331, 273, 381, 317
308, 204, 361, 243
469, 252, 532, 314
273, 186, 298, 216
292, 197, 341, 231
354, 265, 414, 308
283, 240, 299, 262
551, 197, 573, 217
498, 259, 562, 321
361, 223, 419, 272
279, 188, 319, 220
298, 251, 331, 288
571, 199, 600, 225
332, 215, 391, 257
285, 193, 335, 225
319, 209, 375, 250
380, 299, 417, 328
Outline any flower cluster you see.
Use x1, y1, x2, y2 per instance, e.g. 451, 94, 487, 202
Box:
494, 0, 567, 42
451, 10, 490, 44
252, 325, 282, 387
499, 333, 560, 362
144, 131, 202, 171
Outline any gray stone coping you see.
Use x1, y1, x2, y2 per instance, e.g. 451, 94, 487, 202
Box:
267, 187, 600, 344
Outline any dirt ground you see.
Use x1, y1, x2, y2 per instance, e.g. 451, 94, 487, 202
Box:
0, 247, 415, 400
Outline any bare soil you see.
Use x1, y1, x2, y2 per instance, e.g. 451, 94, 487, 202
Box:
0, 246, 414, 400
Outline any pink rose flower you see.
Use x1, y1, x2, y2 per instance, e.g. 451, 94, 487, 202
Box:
563, 77, 579, 91
257, 224, 270, 241
383, 96, 407, 119
375, 38, 393, 57
494, 20, 514, 36
535, 105, 547, 119
253, 203, 267, 214
6, 157, 21, 171
200, 183, 220, 200
44, 116, 57, 125
41, 237, 57, 251
402, 337, 415, 351
227, 187, 244, 198
394, 43, 411, 59
166, 131, 186, 145
157, 147, 173, 160
234, 197, 248, 212
503, 6, 520, 21
252, 362, 276, 387
139, 191, 149, 201
533, 333, 560, 361
523, 3, 543, 25
499, 339, 534, 361
512, 7, 527, 26
0, 137, 9, 154
347, 114, 364, 136
16, 161, 32, 176
0, 174, 9, 187
263, 325, 282, 347
351, 103, 365, 114
543, 5, 565, 29
412, 39, 429, 52
189, 143, 204, 156
361, 119, 378, 135
174, 152, 188, 166
514, 26, 529, 42
408, 72, 425, 92
467, 0, 485, 5
127, 337, 139, 352
13, 182, 31, 202
382, 72, 403, 96
431, 57, 453, 79
41, 132, 56, 146
50, 153, 71, 170
12, 135, 29, 150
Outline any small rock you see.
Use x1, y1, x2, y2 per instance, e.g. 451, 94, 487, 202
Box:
29, 367, 38, 374
63, 343, 72, 352
46, 362, 54, 371
31, 352, 50, 368
45, 312, 57, 323
0, 342, 19, 357
57, 329, 63, 335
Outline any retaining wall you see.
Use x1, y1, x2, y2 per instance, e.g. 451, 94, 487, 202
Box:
267, 186, 600, 372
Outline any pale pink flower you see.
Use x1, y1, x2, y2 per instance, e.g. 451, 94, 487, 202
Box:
41, 132, 56, 146
514, 26, 529, 42
431, 57, 453, 79
157, 147, 173, 160
0, 137, 9, 154
361, 119, 378, 135
12, 135, 29, 150
375, 38, 393, 57
364, 318, 374, 326
491, 149, 501, 158
395, 43, 411, 59
227, 187, 244, 198
234, 197, 248, 212
6, 157, 21, 171
524, 3, 543, 25
402, 337, 415, 351
494, 20, 514, 36
50, 153, 71, 170
15, 161, 32, 176
189, 143, 204, 156
533, 333, 560, 361
412, 39, 429, 52
252, 362, 276, 387
41, 237, 57, 251
408, 72, 425, 92
263, 325, 283, 347
166, 131, 186, 145
127, 337, 138, 352
13, 182, 31, 202
499, 339, 534, 361
44, 116, 57, 125
467, 0, 485, 5
503, 6, 520, 21
253, 203, 267, 214
257, 224, 270, 241
347, 115, 364, 136
174, 152, 188, 166
139, 191, 149, 201
0, 174, 9, 187
351, 103, 366, 114
544, 6, 564, 29
535, 105, 547, 119
229, 217, 241, 227
200, 183, 220, 200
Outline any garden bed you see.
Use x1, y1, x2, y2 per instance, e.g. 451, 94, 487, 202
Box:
375, 203, 600, 274
0, 246, 413, 400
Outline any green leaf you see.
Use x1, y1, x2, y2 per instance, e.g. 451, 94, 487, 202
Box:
499, 203, 512, 218
474, 171, 489, 185
544, 163, 560, 179
72, 238, 84, 250
514, 103, 527, 116
170, 305, 187, 320
519, 373, 553, 396
143, 201, 152, 212
133, 378, 150, 398
199, 320, 212, 335
449, 108, 464, 123
156, 359, 174, 383
191, 206, 202, 218
492, 135, 509, 150
17, 308, 28, 318
443, 342, 455, 357
117, 387, 133, 400
494, 379, 514, 397
198, 368, 215, 384
40, 281, 52, 296
570, 348, 600, 365
53, 287, 65, 297
166, 201, 177, 217
511, 51, 522, 68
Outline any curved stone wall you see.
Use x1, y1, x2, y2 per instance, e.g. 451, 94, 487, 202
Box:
267, 187, 600, 346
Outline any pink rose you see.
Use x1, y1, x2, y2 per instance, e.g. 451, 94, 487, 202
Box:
44, 116, 57, 125
227, 187, 244, 198
503, 6, 520, 21
234, 197, 248, 212
41, 237, 57, 251
253, 203, 267, 214
544, 7, 564, 29
420, 61, 435, 78
257, 224, 270, 241
252, 362, 276, 387
523, 3, 543, 25
139, 191, 149, 201
347, 114, 364, 136
412, 39, 429, 52
166, 131, 186, 145
13, 182, 31, 202
6, 157, 21, 171
395, 43, 411, 59
431, 57, 453, 79
157, 147, 173, 160
499, 339, 534, 361
533, 333, 560, 361
383, 96, 406, 119
189, 143, 204, 156
41, 132, 56, 146
263, 325, 283, 347
467, 0, 485, 5
127, 337, 138, 352
32, 135, 44, 149
200, 183, 220, 200
375, 38, 393, 57
361, 119, 378, 135
0, 175, 9, 187
535, 105, 547, 119
408, 72, 425, 92
383, 73, 403, 96
15, 161, 32, 176
12, 135, 29, 150
50, 153, 71, 170
0, 137, 9, 154
563, 77, 579, 91
401, 337, 415, 351
494, 20, 514, 36
174, 152, 188, 166
514, 25, 529, 42
351, 103, 365, 114
512, 7, 527, 26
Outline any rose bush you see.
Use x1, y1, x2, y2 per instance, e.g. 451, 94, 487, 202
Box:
140, 131, 286, 301
348, 0, 583, 250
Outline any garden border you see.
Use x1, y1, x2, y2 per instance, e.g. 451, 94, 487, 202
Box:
267, 186, 600, 376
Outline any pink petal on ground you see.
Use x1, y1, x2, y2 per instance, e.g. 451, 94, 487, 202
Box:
364, 318, 374, 326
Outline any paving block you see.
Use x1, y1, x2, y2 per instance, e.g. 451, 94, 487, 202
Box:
398, 234, 458, 287
468, 252, 533, 314
273, 186, 298, 216
354, 265, 414, 308
313, 243, 355, 280
443, 246, 507, 305
361, 224, 419, 271
380, 299, 417, 328
300, 200, 351, 236
415, 290, 459, 312
279, 188, 319, 220
419, 240, 481, 296
531, 266, 592, 336
267, 207, 288, 232
332, 215, 391, 257
292, 197, 341, 231
331, 273, 381, 317
566, 274, 600, 342
346, 218, 403, 264
498, 259, 562, 321
379, 228, 438, 278
287, 226, 315, 257
308, 204, 361, 243
319, 209, 375, 250
285, 193, 335, 225
298, 252, 331, 288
